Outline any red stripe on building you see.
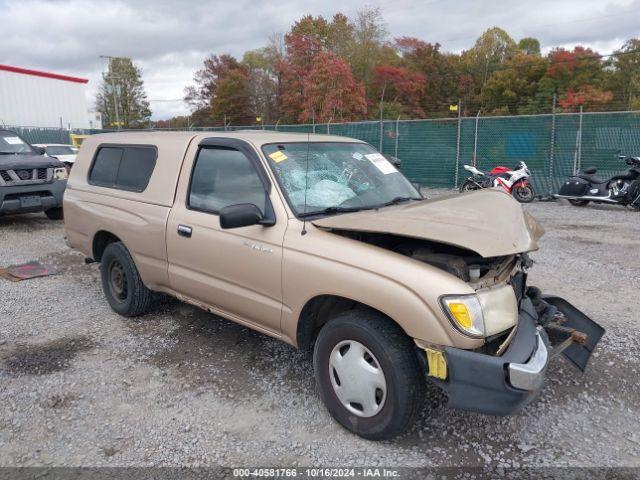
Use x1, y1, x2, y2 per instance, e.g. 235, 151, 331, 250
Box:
0, 64, 89, 84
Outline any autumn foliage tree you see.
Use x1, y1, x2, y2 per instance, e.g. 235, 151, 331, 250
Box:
371, 64, 425, 117
278, 29, 367, 123
184, 54, 254, 125
179, 9, 639, 126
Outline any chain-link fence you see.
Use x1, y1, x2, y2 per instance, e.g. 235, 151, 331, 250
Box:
6, 110, 640, 192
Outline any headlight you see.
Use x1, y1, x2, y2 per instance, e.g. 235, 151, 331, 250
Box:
440, 294, 485, 337
53, 167, 68, 180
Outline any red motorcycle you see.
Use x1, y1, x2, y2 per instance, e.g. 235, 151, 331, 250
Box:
460, 161, 535, 203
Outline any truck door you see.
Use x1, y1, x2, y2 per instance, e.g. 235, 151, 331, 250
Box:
166, 138, 286, 334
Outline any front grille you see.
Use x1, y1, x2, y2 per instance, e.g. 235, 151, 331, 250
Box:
0, 168, 51, 185
15, 169, 34, 181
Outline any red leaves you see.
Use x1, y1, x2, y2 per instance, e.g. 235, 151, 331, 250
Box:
559, 85, 614, 110
279, 33, 367, 123
371, 64, 426, 116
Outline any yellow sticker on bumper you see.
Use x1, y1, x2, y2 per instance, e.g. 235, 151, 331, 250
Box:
425, 348, 448, 380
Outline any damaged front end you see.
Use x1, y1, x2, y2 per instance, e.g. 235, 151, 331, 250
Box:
431, 281, 605, 415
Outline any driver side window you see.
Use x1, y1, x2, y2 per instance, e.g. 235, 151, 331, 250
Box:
188, 147, 266, 214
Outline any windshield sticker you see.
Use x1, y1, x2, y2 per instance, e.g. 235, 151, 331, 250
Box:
268, 150, 288, 163
3, 136, 24, 145
352, 152, 364, 161
365, 153, 397, 175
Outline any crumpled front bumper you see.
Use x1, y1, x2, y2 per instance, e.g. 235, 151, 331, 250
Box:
433, 293, 604, 415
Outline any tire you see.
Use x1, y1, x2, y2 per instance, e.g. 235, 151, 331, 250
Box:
45, 207, 64, 220
313, 310, 425, 440
460, 180, 481, 193
512, 184, 535, 203
100, 242, 152, 317
568, 199, 590, 207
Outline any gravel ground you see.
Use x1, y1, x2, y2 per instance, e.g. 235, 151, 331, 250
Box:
0, 196, 639, 469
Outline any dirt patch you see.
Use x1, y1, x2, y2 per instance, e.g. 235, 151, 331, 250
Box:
1, 336, 95, 376
139, 304, 271, 397
42, 250, 94, 277
42, 392, 77, 409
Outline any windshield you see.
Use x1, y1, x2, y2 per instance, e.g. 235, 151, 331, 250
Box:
0, 131, 33, 154
45, 145, 75, 156
263, 142, 421, 216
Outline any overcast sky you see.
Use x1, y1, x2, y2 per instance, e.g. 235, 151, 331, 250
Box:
1, 0, 639, 120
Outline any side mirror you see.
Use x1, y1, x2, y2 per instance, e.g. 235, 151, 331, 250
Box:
33, 146, 46, 155
219, 203, 264, 229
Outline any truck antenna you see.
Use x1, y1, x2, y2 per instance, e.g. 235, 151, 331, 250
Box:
301, 130, 310, 236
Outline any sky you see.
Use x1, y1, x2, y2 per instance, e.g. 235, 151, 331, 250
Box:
1, 0, 639, 121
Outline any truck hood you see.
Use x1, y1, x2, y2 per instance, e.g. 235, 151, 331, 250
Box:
0, 153, 64, 170
312, 189, 544, 258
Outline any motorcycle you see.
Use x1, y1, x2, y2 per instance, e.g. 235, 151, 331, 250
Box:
460, 161, 535, 203
554, 155, 640, 211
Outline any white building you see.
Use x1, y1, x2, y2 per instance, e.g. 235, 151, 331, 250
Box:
0, 64, 101, 129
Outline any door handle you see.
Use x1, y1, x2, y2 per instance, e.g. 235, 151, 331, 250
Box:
177, 225, 192, 238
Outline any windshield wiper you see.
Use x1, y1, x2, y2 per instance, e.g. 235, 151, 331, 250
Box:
379, 196, 423, 207
298, 205, 371, 218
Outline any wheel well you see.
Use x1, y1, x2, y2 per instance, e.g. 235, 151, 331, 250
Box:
92, 231, 121, 262
296, 295, 403, 352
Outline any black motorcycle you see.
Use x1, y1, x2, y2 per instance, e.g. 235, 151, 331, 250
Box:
555, 155, 640, 211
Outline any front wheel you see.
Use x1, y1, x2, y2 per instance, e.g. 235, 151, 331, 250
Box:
460, 179, 482, 193
45, 207, 64, 220
313, 310, 425, 440
512, 183, 535, 203
568, 199, 590, 207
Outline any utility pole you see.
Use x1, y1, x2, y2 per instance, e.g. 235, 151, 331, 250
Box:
549, 93, 557, 192
454, 100, 462, 188
473, 109, 481, 167
100, 56, 122, 131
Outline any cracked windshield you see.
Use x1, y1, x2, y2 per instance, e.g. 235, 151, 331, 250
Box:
263, 142, 421, 216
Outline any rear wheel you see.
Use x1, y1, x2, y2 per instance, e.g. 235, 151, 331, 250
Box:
512, 184, 535, 203
313, 310, 425, 440
100, 242, 152, 317
45, 207, 64, 220
460, 180, 481, 193
568, 199, 590, 207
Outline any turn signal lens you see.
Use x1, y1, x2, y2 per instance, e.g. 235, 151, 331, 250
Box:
441, 295, 485, 337
448, 303, 472, 329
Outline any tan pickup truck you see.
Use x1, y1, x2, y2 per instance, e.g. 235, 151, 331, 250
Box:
64, 131, 604, 440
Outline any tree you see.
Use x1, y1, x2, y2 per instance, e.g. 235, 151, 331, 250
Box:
518, 37, 541, 56
558, 85, 614, 111
544, 46, 612, 111
371, 64, 426, 117
300, 51, 367, 122
611, 38, 640, 109
351, 7, 388, 89
482, 53, 548, 114
95, 57, 151, 129
465, 28, 518, 87
242, 48, 280, 123
278, 31, 367, 122
184, 54, 253, 126
394, 37, 463, 115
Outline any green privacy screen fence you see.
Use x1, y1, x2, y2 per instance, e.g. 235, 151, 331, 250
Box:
8, 110, 640, 192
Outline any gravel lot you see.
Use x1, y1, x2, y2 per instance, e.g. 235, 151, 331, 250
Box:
1, 196, 639, 469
